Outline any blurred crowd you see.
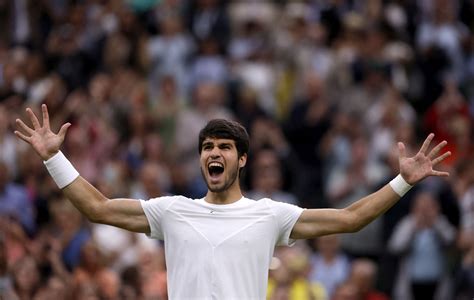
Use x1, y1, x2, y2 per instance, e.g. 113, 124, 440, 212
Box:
0, 0, 473, 299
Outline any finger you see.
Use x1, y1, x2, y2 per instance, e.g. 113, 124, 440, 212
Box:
431, 170, 450, 177
15, 118, 35, 134
26, 108, 41, 130
419, 133, 434, 155
398, 142, 406, 159
41, 104, 50, 130
57, 123, 71, 139
432, 151, 451, 166
14, 130, 31, 143
427, 140, 447, 159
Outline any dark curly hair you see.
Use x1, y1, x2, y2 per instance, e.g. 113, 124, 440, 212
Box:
198, 119, 249, 158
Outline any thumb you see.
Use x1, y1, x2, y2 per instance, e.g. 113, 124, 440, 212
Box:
398, 142, 406, 159
58, 123, 71, 139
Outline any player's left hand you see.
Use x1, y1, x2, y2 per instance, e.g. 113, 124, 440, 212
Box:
398, 133, 451, 185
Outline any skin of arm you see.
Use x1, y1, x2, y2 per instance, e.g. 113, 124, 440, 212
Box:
291, 134, 451, 239
387, 217, 418, 255
62, 177, 150, 233
16, 105, 451, 239
433, 216, 456, 245
291, 184, 400, 238
15, 105, 150, 233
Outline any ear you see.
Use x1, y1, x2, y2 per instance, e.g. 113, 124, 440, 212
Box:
239, 154, 247, 168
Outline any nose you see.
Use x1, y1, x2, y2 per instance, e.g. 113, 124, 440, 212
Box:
210, 146, 221, 158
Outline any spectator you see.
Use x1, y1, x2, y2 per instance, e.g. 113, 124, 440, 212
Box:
268, 244, 327, 300
229, 3, 277, 116
130, 160, 167, 200
231, 85, 267, 130
454, 159, 474, 251
454, 238, 474, 300
0, 217, 29, 271
247, 117, 305, 204
48, 197, 90, 271
0, 161, 35, 234
11, 255, 40, 300
452, 157, 474, 298
0, 233, 16, 299
92, 221, 160, 273
308, 234, 351, 299
339, 58, 391, 120
246, 148, 297, 205
139, 245, 167, 300
388, 191, 456, 300
145, 13, 195, 98
33, 276, 69, 300
120, 265, 142, 299
0, 104, 19, 176
332, 281, 361, 300
189, 37, 229, 87
149, 75, 185, 152
365, 85, 416, 162
320, 111, 362, 184
72, 241, 120, 300
326, 134, 387, 259
423, 79, 472, 167
284, 71, 333, 206
416, 0, 469, 83
184, 0, 231, 50
349, 258, 389, 300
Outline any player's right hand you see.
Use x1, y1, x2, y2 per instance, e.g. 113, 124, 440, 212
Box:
14, 104, 71, 161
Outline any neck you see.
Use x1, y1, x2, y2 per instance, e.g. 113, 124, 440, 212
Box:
322, 252, 336, 262
205, 185, 243, 205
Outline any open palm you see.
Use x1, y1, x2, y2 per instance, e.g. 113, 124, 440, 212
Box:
398, 133, 451, 185
14, 104, 71, 161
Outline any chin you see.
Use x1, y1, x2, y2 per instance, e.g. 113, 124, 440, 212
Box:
207, 183, 227, 193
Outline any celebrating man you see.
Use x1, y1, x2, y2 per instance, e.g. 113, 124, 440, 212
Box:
15, 104, 450, 299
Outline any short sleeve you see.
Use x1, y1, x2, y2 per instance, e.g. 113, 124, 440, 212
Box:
140, 196, 177, 240
267, 200, 304, 246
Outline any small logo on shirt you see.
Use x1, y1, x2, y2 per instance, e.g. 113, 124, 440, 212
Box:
209, 210, 215, 214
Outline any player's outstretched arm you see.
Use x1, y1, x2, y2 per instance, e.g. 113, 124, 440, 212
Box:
291, 133, 451, 239
15, 105, 150, 233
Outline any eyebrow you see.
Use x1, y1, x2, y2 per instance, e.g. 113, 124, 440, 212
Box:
218, 142, 232, 147
202, 141, 234, 148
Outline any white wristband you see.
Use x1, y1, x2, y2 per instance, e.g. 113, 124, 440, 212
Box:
43, 151, 80, 189
389, 174, 413, 197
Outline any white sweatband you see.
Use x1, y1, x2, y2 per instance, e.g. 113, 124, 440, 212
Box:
389, 174, 413, 197
43, 151, 80, 189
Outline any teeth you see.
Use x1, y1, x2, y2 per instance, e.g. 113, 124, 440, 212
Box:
209, 162, 224, 168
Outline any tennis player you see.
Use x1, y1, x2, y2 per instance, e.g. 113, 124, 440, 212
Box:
15, 104, 450, 299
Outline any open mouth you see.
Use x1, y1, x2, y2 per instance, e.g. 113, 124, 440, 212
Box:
208, 162, 224, 177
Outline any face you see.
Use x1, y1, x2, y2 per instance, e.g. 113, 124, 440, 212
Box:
252, 150, 281, 192
13, 256, 39, 293
317, 234, 340, 255
413, 192, 439, 220
200, 138, 246, 193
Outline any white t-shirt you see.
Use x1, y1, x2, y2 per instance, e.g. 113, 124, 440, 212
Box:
140, 196, 304, 300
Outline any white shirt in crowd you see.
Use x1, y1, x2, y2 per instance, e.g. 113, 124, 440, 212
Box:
140, 196, 304, 300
